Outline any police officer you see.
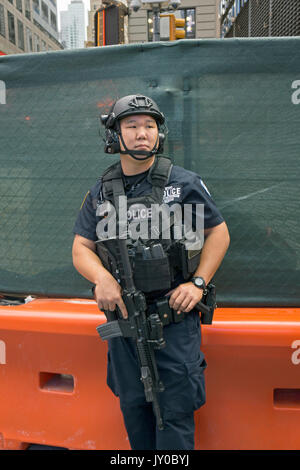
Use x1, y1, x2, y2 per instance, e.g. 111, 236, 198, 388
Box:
72, 95, 230, 450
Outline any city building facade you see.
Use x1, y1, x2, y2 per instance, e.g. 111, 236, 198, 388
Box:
86, 0, 219, 46
129, 0, 219, 43
220, 0, 300, 38
0, 0, 62, 54
60, 0, 85, 49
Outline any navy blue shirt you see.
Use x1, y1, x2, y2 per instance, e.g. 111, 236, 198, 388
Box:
73, 164, 224, 241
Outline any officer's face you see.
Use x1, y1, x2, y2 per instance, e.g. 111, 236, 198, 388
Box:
119, 114, 158, 156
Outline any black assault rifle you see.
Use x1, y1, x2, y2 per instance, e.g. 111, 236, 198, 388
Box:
96, 239, 217, 431
96, 238, 166, 430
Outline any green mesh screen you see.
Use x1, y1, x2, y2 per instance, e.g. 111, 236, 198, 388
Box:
0, 39, 299, 306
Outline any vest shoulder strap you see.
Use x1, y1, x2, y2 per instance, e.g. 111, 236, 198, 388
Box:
148, 156, 172, 189
101, 156, 173, 206
101, 161, 124, 200
102, 161, 123, 183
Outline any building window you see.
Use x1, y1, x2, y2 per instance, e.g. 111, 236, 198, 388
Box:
7, 11, 16, 44
34, 32, 40, 51
17, 19, 25, 49
26, 26, 33, 51
50, 10, 56, 30
8, 0, 13, 4
16, 0, 22, 12
0, 4, 5, 38
147, 8, 196, 41
41, 38, 46, 50
32, 0, 39, 14
185, 9, 196, 39
41, 1, 48, 22
25, 0, 31, 20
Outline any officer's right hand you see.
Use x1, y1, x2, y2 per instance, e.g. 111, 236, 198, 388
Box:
94, 271, 128, 319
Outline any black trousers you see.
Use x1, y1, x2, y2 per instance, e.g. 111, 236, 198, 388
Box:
107, 310, 207, 450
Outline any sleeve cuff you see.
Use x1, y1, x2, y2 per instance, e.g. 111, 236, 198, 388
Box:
72, 228, 97, 242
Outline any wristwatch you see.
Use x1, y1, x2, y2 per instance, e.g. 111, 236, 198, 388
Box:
191, 277, 207, 292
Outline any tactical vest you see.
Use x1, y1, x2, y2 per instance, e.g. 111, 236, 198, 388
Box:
95, 157, 200, 294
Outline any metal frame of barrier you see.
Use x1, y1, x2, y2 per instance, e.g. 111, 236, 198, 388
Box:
0, 299, 300, 450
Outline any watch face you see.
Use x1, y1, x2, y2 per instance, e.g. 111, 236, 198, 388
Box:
194, 278, 204, 288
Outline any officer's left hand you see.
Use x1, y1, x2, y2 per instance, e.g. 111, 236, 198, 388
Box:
167, 282, 204, 314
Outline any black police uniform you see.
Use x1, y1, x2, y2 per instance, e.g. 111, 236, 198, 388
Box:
73, 163, 224, 450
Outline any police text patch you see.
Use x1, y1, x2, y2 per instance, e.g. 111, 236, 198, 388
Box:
163, 184, 182, 204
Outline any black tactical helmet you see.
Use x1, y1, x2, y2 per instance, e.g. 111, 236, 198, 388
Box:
101, 94, 165, 129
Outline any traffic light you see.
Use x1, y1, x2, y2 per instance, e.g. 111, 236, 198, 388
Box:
160, 14, 186, 41
170, 14, 185, 40
94, 2, 128, 46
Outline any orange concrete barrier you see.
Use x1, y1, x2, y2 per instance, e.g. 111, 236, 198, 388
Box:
197, 307, 300, 450
0, 299, 300, 449
0, 298, 130, 450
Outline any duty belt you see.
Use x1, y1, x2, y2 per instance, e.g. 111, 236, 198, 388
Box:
148, 284, 216, 326
97, 284, 216, 342
147, 297, 187, 325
